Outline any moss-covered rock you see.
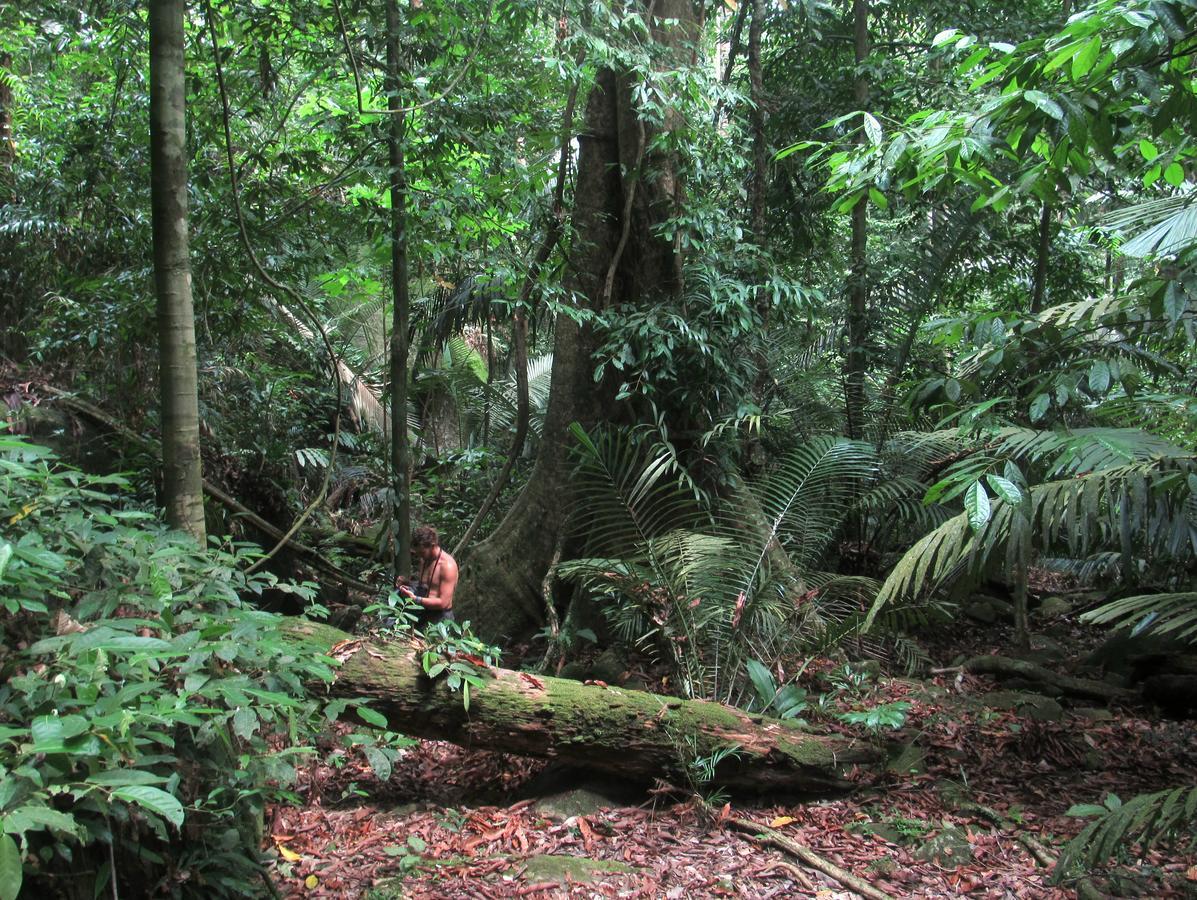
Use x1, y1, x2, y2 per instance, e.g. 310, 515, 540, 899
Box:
517, 854, 638, 883
914, 825, 974, 866
981, 690, 1064, 722
534, 788, 618, 821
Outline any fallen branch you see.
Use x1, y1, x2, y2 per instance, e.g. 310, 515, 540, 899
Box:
962, 654, 1134, 703
43, 386, 373, 593
727, 816, 895, 900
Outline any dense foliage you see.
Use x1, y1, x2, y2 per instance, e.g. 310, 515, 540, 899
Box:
2, 0, 1196, 890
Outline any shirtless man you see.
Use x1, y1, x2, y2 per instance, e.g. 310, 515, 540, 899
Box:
396, 525, 459, 626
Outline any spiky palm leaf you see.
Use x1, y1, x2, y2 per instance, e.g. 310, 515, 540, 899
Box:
560, 428, 879, 701
487, 352, 554, 438
865, 448, 1197, 630
1053, 786, 1197, 882
1082, 592, 1197, 643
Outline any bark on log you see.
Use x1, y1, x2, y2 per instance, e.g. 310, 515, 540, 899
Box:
287, 620, 878, 793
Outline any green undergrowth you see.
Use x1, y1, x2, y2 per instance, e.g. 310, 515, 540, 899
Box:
0, 431, 398, 898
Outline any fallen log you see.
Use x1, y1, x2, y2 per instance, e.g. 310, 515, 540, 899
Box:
962, 654, 1134, 703
287, 620, 878, 793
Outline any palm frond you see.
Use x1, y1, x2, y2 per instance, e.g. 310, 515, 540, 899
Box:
737, 437, 878, 575
568, 424, 704, 559
487, 352, 554, 438
1103, 191, 1197, 259
1053, 786, 1197, 881
1082, 592, 1197, 643
993, 427, 1190, 477
866, 452, 1197, 630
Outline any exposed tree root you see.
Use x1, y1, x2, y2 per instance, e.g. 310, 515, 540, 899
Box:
727, 816, 895, 900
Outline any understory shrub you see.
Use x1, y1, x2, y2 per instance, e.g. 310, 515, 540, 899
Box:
0, 430, 369, 897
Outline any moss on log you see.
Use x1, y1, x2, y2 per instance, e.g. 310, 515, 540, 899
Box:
285, 620, 877, 793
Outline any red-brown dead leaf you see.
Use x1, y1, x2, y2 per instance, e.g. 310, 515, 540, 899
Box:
519, 672, 545, 690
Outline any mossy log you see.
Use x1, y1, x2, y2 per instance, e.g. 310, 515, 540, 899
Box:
286, 620, 878, 793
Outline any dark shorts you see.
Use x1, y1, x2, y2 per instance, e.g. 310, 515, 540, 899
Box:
416, 607, 455, 631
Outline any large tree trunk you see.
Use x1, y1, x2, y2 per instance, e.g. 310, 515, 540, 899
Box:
149, 0, 206, 543
456, 0, 695, 640
288, 620, 877, 792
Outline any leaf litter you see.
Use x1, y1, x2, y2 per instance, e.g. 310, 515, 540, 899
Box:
266, 623, 1197, 898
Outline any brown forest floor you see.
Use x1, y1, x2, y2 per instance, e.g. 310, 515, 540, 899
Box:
265, 619, 1197, 899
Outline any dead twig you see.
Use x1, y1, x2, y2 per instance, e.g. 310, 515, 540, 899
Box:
727, 816, 895, 900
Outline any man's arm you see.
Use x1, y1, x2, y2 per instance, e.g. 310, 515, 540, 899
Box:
420, 556, 459, 610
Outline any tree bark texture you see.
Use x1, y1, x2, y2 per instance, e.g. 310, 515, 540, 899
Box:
287, 620, 876, 792
386, 0, 412, 571
844, 0, 870, 440
149, 0, 206, 543
456, 0, 696, 640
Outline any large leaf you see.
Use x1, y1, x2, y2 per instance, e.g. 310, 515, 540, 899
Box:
0, 834, 20, 900
111, 786, 185, 829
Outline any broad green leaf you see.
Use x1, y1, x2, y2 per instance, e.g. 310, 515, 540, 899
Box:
30, 717, 64, 753
1071, 35, 1101, 79
1029, 393, 1050, 422
1139, 140, 1159, 162
356, 706, 388, 729
986, 475, 1022, 506
862, 112, 882, 146
0, 834, 20, 900
1164, 282, 1187, 326
745, 659, 777, 707
1023, 90, 1063, 120
1066, 803, 1107, 817
1088, 360, 1111, 393
87, 770, 168, 787
2, 806, 80, 838
932, 28, 959, 47
364, 746, 392, 782
111, 786, 184, 828
945, 378, 962, 402
868, 187, 888, 209
0, 544, 11, 581
232, 708, 259, 741
1164, 163, 1185, 187
964, 481, 991, 531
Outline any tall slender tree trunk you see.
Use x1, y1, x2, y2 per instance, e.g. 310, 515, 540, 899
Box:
747, 0, 767, 242
387, 0, 412, 572
150, 0, 206, 543
0, 52, 12, 178
844, 0, 869, 440
455, 0, 695, 640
